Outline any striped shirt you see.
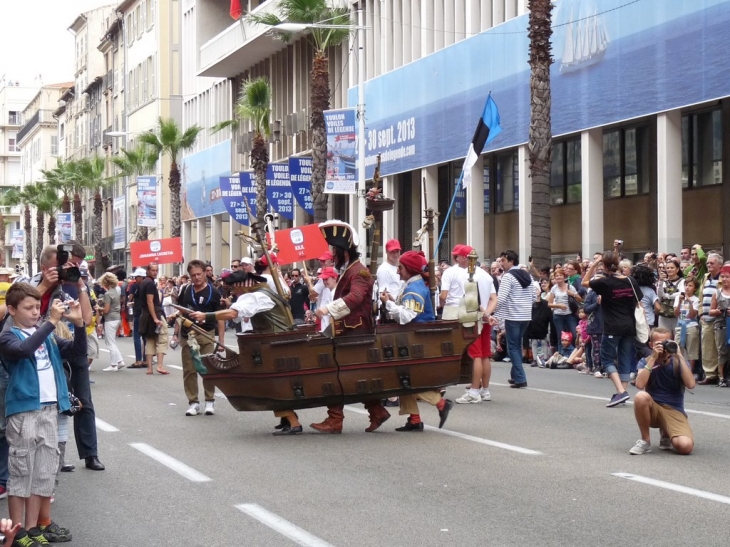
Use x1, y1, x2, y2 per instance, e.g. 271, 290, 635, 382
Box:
494, 267, 534, 322
700, 274, 720, 321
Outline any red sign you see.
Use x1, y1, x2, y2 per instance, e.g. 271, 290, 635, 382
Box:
130, 237, 183, 267
266, 224, 329, 266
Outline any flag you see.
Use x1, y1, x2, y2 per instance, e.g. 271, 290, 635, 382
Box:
462, 95, 502, 188
230, 0, 242, 20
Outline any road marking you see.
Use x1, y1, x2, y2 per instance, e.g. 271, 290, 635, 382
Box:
491, 383, 730, 420
236, 504, 335, 547
126, 354, 136, 359
130, 443, 211, 482
344, 406, 541, 455
167, 364, 183, 370
612, 473, 730, 505
95, 418, 119, 432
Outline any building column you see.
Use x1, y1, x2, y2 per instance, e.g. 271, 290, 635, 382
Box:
656, 110, 683, 254
182, 220, 192, 265
505, 0, 517, 20
211, 214, 222, 271
466, 155, 485, 259
493, 0, 505, 26
196, 218, 207, 262
228, 217, 239, 262
581, 128, 604, 257
517, 0, 529, 16
518, 145, 532, 263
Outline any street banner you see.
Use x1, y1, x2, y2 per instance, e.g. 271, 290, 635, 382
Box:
239, 171, 258, 220
113, 196, 126, 249
137, 176, 157, 227
130, 237, 182, 267
324, 108, 358, 194
265, 224, 329, 266
219, 175, 251, 226
10, 230, 24, 259
56, 213, 72, 243
289, 157, 314, 215
265, 163, 294, 220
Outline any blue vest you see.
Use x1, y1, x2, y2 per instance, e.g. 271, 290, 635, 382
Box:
400, 278, 435, 322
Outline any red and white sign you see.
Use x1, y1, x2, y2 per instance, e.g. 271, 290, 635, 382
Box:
266, 224, 329, 266
131, 237, 183, 267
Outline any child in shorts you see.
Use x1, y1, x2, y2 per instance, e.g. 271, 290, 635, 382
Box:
0, 283, 86, 546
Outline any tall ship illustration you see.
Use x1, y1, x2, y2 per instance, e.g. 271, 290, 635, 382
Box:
560, 10, 609, 73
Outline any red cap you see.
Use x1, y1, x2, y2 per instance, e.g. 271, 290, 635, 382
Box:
385, 239, 401, 253
259, 252, 278, 267
318, 251, 333, 262
319, 266, 339, 280
452, 245, 471, 257
399, 251, 425, 274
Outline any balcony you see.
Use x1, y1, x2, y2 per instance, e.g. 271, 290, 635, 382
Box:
16, 110, 57, 145
198, 1, 284, 78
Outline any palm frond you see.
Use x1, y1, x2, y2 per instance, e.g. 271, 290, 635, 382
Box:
211, 119, 240, 134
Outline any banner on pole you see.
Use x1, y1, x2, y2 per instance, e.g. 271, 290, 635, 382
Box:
289, 157, 314, 214
137, 176, 157, 227
266, 163, 294, 220
10, 230, 24, 259
130, 237, 183, 267
265, 224, 329, 266
113, 196, 126, 249
56, 213, 72, 244
324, 108, 358, 194
219, 175, 251, 226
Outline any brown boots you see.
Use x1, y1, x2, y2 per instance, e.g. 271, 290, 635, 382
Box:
310, 406, 345, 434
364, 401, 390, 432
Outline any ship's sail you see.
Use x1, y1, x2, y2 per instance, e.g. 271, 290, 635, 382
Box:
560, 6, 610, 73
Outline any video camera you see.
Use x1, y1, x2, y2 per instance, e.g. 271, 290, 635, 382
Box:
56, 244, 81, 283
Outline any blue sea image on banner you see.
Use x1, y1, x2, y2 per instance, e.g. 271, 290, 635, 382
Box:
238, 172, 258, 220
219, 175, 251, 226
181, 139, 230, 221
349, 0, 730, 179
324, 108, 358, 194
266, 163, 294, 220
289, 157, 314, 215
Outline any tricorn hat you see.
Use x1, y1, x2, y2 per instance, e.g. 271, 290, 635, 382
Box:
319, 220, 359, 250
223, 270, 268, 290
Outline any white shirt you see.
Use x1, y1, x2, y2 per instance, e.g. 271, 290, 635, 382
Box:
376, 261, 402, 297
231, 292, 275, 324
313, 278, 333, 332
472, 267, 497, 312
441, 265, 469, 307
20, 327, 57, 404
262, 273, 290, 297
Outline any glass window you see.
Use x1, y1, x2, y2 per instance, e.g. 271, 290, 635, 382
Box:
566, 140, 582, 203
496, 153, 518, 212
550, 142, 565, 205
681, 109, 722, 189
483, 162, 490, 214
51, 136, 58, 156
8, 138, 18, 152
603, 130, 621, 198
603, 126, 649, 198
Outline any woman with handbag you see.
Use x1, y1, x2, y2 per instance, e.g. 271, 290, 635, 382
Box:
583, 251, 643, 408
548, 267, 581, 344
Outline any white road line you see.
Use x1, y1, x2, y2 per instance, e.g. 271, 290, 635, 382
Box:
95, 418, 119, 432
491, 383, 730, 420
344, 406, 541, 455
167, 364, 183, 370
612, 473, 730, 505
236, 504, 335, 547
126, 354, 136, 358
130, 443, 211, 482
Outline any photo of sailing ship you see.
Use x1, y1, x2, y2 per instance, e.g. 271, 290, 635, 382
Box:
560, 8, 610, 73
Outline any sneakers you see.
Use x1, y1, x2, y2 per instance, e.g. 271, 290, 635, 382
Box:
0, 484, 7, 499
606, 391, 630, 408
535, 355, 545, 368
102, 364, 120, 372
594, 371, 603, 378
455, 391, 482, 404
12, 529, 41, 547
480, 389, 491, 402
629, 371, 636, 380
185, 403, 200, 416
27, 528, 51, 545
629, 439, 652, 455
659, 435, 672, 451
204, 401, 215, 415
39, 521, 72, 543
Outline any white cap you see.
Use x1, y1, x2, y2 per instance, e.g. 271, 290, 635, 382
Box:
132, 267, 146, 277
241, 257, 253, 265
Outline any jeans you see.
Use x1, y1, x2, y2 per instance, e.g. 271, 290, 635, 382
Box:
0, 369, 8, 487
69, 353, 98, 459
600, 334, 634, 382
133, 315, 144, 362
553, 313, 578, 345
505, 320, 530, 384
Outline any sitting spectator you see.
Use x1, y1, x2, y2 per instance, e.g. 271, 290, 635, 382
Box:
543, 331, 580, 369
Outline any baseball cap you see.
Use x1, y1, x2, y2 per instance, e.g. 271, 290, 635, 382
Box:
385, 239, 401, 253
241, 257, 253, 266
318, 251, 333, 262
452, 245, 472, 257
132, 267, 146, 277
319, 266, 339, 280
259, 252, 278, 267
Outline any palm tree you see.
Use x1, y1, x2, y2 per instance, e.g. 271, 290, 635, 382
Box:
41, 159, 76, 214
35, 183, 62, 248
111, 144, 159, 244
213, 77, 272, 226
0, 190, 14, 267
528, 0, 554, 269
249, 0, 352, 224
139, 118, 202, 274
78, 156, 115, 277
5, 185, 40, 275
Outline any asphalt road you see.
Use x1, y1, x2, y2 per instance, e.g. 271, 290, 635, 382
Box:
7, 333, 730, 547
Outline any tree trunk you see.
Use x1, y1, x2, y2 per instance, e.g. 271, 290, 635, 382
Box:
48, 215, 56, 245
36, 209, 45, 267
135, 226, 149, 244
310, 51, 331, 225
93, 193, 104, 278
73, 192, 83, 242
168, 165, 181, 275
24, 206, 33, 276
528, 0, 554, 270
62, 195, 71, 214
251, 133, 269, 228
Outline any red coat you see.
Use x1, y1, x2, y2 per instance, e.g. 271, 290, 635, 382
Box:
332, 259, 374, 336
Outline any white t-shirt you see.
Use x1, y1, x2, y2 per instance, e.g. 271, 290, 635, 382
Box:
313, 278, 332, 332
231, 292, 275, 323
674, 294, 699, 326
20, 327, 57, 404
441, 265, 469, 307
262, 274, 290, 297
377, 261, 402, 297
472, 267, 497, 312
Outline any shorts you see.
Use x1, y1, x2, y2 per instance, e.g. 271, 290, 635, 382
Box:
650, 403, 694, 441
468, 324, 493, 359
6, 406, 60, 498
145, 327, 169, 356
87, 332, 100, 359
674, 324, 699, 360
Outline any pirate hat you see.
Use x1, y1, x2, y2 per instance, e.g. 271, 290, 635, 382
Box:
319, 220, 359, 250
223, 270, 268, 292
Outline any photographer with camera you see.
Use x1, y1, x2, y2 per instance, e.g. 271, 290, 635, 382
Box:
31, 243, 105, 471
629, 327, 696, 455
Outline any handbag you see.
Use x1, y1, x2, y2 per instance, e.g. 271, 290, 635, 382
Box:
629, 278, 650, 343
568, 295, 579, 315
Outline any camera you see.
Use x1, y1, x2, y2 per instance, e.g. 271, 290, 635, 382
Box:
56, 245, 81, 283
661, 340, 678, 354
616, 240, 623, 246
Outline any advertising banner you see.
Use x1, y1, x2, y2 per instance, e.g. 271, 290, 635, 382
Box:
130, 237, 183, 267
220, 175, 252, 226
113, 196, 126, 250
239, 172, 258, 220
264, 224, 329, 266
181, 139, 230, 221
137, 176, 157, 227
10, 230, 24, 259
289, 157, 314, 215
266, 163, 294, 220
56, 213, 72, 243
324, 108, 358, 194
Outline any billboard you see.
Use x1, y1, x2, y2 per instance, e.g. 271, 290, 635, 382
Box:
181, 139, 230, 221
10, 230, 24, 259
113, 195, 126, 250
56, 213, 72, 243
289, 156, 314, 215
324, 108, 358, 194
137, 176, 157, 227
266, 163, 294, 220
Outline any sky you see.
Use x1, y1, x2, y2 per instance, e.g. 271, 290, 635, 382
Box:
0, 0, 117, 88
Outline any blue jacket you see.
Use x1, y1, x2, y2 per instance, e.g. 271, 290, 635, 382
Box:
0, 321, 87, 417
401, 277, 435, 322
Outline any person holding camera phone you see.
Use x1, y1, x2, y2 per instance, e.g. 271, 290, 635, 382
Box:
629, 327, 696, 455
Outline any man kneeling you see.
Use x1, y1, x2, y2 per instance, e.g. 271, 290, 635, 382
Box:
629, 327, 696, 455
